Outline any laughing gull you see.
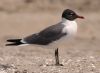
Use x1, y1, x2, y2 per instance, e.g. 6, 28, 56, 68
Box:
6, 9, 84, 66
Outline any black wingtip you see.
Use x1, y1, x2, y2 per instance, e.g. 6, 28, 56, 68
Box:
6, 39, 23, 46
5, 43, 17, 46
7, 39, 21, 42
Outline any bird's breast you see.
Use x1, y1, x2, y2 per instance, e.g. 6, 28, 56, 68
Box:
62, 21, 77, 37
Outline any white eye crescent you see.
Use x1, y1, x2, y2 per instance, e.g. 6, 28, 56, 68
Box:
70, 13, 74, 15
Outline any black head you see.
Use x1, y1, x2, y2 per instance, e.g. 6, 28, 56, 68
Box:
62, 9, 84, 21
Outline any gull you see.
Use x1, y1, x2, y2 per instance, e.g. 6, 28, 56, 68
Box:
6, 9, 84, 66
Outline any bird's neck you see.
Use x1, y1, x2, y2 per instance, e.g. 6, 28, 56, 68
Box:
62, 18, 74, 23
62, 18, 68, 23
61, 18, 77, 25
61, 18, 77, 35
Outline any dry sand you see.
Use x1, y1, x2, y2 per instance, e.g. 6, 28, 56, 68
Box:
0, 0, 100, 73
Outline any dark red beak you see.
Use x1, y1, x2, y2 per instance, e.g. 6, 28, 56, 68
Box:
77, 15, 84, 19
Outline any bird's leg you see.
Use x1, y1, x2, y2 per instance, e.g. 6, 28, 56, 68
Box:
55, 48, 63, 66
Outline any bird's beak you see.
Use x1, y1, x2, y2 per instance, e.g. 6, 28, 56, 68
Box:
77, 15, 84, 19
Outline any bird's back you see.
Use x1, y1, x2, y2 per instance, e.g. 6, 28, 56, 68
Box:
22, 22, 67, 45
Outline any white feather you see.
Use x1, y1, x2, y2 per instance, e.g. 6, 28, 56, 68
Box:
62, 18, 77, 37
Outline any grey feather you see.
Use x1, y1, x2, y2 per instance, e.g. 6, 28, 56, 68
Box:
23, 23, 67, 45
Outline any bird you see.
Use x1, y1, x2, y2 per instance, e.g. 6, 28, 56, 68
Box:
6, 9, 84, 66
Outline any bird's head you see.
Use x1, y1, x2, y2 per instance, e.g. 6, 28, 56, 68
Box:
62, 9, 84, 21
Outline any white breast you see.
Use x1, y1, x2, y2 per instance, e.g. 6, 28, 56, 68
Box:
62, 19, 77, 37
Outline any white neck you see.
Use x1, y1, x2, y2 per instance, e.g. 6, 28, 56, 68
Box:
61, 18, 76, 25
61, 18, 75, 24
61, 18, 77, 36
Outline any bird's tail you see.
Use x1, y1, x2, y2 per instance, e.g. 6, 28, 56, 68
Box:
6, 39, 24, 46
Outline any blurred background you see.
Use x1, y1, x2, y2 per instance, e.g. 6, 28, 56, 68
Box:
0, 0, 99, 40
0, 0, 100, 73
0, 0, 100, 39
0, 0, 100, 12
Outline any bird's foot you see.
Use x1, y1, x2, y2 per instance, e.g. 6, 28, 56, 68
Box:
55, 63, 63, 66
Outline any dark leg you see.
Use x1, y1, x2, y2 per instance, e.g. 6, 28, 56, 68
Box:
55, 48, 63, 66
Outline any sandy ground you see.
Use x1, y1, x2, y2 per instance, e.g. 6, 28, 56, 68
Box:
0, 0, 99, 73
0, 11, 99, 73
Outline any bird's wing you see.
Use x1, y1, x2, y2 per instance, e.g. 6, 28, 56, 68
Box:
23, 23, 67, 45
